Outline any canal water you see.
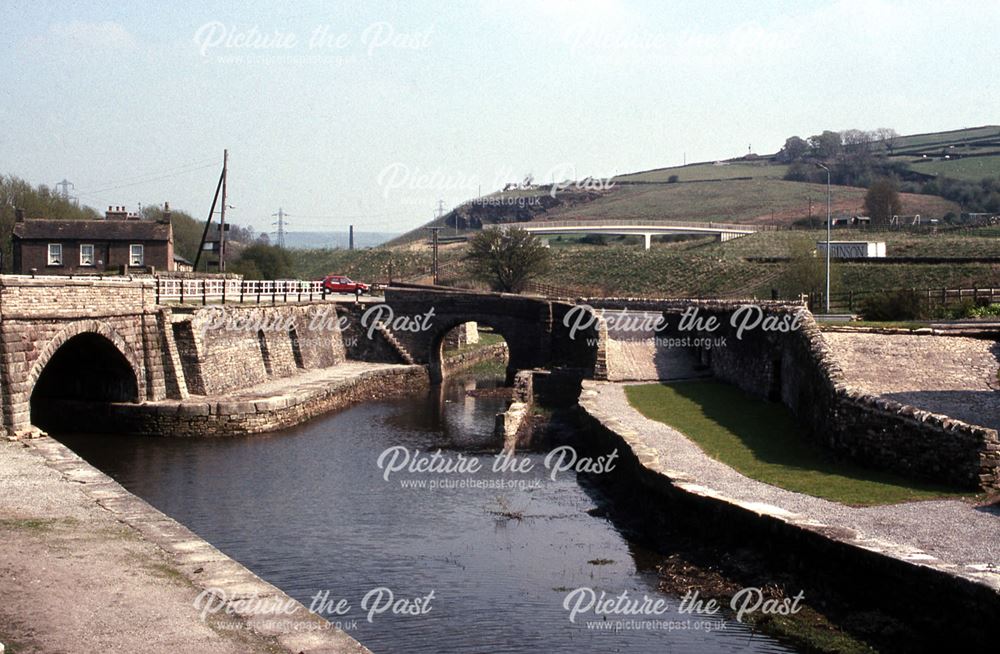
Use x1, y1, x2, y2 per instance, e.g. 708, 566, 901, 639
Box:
57, 373, 795, 653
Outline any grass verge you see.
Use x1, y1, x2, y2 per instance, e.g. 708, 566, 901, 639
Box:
624, 381, 971, 505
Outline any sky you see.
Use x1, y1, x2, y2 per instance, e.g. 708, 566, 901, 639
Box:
1, 0, 998, 236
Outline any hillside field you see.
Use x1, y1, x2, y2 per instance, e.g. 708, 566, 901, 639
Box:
538, 178, 958, 225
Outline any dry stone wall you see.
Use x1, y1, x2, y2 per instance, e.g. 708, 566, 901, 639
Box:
589, 298, 1000, 491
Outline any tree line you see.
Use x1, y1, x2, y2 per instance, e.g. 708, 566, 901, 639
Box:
776, 127, 1000, 220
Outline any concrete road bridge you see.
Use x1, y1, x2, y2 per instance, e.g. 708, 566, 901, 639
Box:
503, 218, 772, 249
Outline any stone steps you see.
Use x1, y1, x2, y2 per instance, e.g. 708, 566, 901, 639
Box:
373, 322, 415, 364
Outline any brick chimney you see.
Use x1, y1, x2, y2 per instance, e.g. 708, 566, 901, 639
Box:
106, 205, 128, 220
158, 201, 172, 224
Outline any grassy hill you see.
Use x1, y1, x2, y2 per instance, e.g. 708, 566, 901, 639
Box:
285, 125, 1000, 302
614, 161, 789, 183
889, 125, 1000, 151
537, 178, 958, 225
294, 225, 1000, 301
613, 125, 1000, 187
712, 228, 1000, 259
400, 126, 994, 237
905, 155, 1000, 182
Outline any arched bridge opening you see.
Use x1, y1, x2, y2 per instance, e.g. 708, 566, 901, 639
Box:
433, 320, 512, 383
382, 284, 602, 386
30, 332, 140, 432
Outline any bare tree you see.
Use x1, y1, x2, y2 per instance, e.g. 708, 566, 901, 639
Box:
864, 177, 903, 226
873, 127, 900, 153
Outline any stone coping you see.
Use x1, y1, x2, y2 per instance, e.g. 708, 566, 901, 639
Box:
31, 364, 430, 440
578, 380, 1000, 596
25, 436, 371, 654
119, 363, 422, 419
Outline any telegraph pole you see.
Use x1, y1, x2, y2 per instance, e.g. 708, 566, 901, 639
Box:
218, 149, 229, 271
194, 158, 226, 272
272, 208, 288, 248
437, 199, 452, 236
427, 226, 442, 285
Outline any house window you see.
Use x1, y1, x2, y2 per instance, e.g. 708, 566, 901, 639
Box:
80, 244, 95, 266
129, 244, 144, 266
47, 243, 63, 266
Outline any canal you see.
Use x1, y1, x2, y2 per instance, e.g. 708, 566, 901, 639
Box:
57, 371, 795, 653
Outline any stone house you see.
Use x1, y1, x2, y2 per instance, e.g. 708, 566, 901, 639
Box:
12, 205, 176, 275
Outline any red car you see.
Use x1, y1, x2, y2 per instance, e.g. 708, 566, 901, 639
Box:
322, 274, 371, 295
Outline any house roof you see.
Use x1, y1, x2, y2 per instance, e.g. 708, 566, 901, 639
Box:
12, 218, 172, 241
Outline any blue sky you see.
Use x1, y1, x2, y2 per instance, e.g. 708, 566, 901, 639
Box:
1, 0, 998, 235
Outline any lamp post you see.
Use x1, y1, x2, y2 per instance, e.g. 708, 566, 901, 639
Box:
816, 163, 832, 313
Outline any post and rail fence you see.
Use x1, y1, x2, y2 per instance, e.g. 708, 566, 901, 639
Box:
807, 287, 1000, 315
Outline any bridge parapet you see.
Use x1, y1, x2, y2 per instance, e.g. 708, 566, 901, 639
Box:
0, 275, 157, 319
383, 284, 599, 381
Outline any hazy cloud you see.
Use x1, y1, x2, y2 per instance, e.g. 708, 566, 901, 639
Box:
34, 20, 138, 51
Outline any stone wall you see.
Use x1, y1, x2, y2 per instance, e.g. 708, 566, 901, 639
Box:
576, 388, 1000, 651
336, 304, 409, 363
41, 366, 427, 437
624, 299, 999, 491
0, 276, 167, 435
443, 321, 479, 348
495, 369, 534, 449
442, 342, 509, 372
582, 298, 999, 490
172, 304, 347, 396
800, 323, 1000, 491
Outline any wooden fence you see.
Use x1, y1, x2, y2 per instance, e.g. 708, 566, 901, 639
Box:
808, 287, 1000, 314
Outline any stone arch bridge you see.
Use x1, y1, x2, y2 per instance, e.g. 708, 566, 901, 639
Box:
4, 275, 994, 493
0, 277, 601, 437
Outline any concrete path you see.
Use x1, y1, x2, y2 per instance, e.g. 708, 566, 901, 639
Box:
200, 361, 413, 403
581, 382, 1000, 586
604, 310, 711, 381
0, 437, 369, 654
823, 332, 1000, 431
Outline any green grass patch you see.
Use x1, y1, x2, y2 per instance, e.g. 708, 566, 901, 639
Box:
444, 329, 505, 355
0, 518, 58, 531
625, 381, 971, 505
891, 125, 1000, 149
910, 154, 1000, 182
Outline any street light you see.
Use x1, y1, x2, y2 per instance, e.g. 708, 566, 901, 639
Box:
816, 163, 832, 314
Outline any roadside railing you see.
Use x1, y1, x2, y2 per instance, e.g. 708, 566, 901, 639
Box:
155, 277, 334, 305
